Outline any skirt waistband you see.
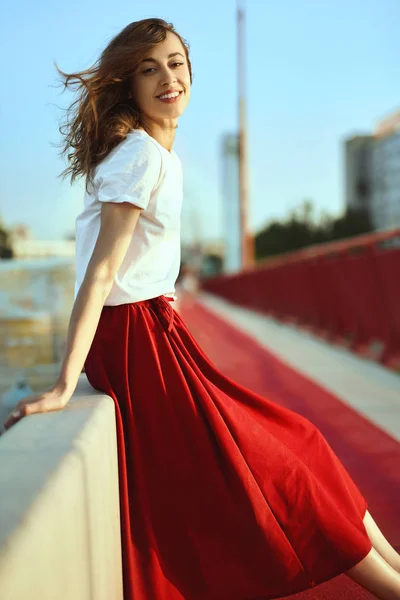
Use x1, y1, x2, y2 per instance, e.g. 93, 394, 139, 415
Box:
103, 295, 175, 333
149, 295, 175, 333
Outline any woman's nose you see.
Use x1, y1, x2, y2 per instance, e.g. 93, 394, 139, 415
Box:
161, 76, 177, 86
160, 68, 177, 84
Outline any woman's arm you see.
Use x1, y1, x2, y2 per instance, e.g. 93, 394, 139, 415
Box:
55, 201, 142, 396
3, 201, 143, 430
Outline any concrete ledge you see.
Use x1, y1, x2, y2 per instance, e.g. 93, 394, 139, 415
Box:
0, 374, 123, 600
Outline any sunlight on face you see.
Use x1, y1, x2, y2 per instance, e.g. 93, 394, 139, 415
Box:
131, 31, 191, 127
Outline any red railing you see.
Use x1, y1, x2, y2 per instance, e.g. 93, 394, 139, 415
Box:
200, 228, 400, 370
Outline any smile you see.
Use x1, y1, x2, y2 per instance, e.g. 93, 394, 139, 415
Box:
157, 91, 183, 104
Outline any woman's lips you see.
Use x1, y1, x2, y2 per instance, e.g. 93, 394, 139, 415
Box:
157, 91, 183, 104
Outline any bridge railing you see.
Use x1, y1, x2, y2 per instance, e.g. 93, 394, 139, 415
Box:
201, 228, 400, 370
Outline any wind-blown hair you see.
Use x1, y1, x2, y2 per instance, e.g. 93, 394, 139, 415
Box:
55, 18, 192, 192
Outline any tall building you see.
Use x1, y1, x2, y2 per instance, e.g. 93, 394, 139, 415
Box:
344, 135, 374, 213
221, 133, 241, 273
370, 111, 400, 230
344, 109, 400, 231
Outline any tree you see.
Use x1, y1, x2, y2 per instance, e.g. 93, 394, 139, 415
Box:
0, 222, 14, 259
254, 200, 373, 261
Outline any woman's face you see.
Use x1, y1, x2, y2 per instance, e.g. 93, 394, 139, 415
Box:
130, 31, 191, 127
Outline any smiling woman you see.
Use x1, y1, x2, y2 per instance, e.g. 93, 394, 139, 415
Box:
128, 38, 190, 140
7, 14, 398, 600
53, 18, 193, 192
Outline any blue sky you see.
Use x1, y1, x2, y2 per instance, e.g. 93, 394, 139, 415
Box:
1, 0, 399, 244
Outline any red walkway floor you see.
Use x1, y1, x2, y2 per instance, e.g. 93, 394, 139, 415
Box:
177, 291, 400, 599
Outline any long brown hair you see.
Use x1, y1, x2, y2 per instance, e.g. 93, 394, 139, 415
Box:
55, 18, 193, 192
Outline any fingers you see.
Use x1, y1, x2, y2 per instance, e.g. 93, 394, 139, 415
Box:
3, 406, 24, 431
3, 401, 43, 431
2, 391, 68, 432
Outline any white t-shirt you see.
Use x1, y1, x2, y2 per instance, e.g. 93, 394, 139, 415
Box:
74, 129, 183, 305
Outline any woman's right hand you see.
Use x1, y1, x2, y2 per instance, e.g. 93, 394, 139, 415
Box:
2, 385, 72, 432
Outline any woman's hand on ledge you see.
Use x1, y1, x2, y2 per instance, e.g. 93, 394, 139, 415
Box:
2, 386, 72, 432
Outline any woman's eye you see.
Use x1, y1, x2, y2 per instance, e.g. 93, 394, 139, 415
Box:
143, 62, 184, 74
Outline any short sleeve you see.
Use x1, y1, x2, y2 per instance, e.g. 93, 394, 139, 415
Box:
93, 135, 162, 210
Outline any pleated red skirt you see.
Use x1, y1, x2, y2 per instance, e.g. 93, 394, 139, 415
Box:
84, 294, 372, 600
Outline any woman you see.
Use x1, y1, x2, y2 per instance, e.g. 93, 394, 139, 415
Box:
4, 18, 400, 600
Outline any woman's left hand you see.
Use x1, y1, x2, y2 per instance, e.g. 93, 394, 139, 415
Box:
2, 386, 71, 432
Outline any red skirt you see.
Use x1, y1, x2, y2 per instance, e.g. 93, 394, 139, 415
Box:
84, 294, 372, 600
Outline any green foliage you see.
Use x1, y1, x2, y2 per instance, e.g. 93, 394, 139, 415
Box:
0, 223, 14, 259
255, 199, 373, 260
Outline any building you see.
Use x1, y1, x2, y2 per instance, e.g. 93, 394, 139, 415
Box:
344, 135, 374, 214
12, 239, 76, 259
370, 111, 400, 230
221, 133, 241, 273
344, 109, 400, 231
